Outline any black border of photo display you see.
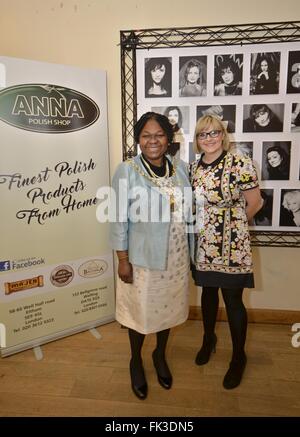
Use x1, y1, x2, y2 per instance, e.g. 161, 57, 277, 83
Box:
120, 21, 300, 247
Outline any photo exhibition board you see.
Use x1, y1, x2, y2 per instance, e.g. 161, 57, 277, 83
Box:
136, 42, 300, 231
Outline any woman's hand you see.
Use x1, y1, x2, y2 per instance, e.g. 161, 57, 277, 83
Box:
118, 259, 133, 283
258, 71, 269, 80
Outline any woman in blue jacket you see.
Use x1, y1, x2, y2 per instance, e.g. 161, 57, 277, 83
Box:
110, 112, 192, 400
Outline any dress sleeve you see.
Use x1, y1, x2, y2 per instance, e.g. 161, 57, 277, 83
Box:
235, 155, 259, 191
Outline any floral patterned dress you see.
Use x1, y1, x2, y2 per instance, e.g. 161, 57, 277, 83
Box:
190, 151, 259, 288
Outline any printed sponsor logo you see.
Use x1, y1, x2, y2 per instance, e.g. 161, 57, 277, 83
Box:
4, 275, 44, 295
11, 257, 45, 270
50, 265, 74, 287
0, 84, 100, 133
0, 261, 10, 272
78, 259, 108, 278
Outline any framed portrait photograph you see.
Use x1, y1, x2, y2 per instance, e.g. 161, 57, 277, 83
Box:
291, 103, 300, 132
151, 105, 189, 161
214, 53, 243, 96
188, 141, 200, 164
280, 189, 300, 227
261, 141, 291, 180
286, 50, 300, 93
253, 189, 274, 226
196, 104, 236, 133
144, 57, 172, 98
243, 103, 284, 132
179, 56, 207, 97
229, 141, 253, 159
249, 52, 280, 95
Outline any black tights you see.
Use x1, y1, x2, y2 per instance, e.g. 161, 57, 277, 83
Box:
201, 287, 247, 360
128, 328, 170, 383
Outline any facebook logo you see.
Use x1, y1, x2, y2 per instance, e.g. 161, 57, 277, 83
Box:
0, 261, 10, 271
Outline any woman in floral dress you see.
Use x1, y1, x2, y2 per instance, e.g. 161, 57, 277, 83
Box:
190, 114, 263, 389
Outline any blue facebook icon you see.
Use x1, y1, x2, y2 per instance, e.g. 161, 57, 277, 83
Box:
0, 261, 11, 271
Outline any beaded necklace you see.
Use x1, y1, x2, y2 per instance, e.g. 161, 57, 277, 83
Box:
127, 156, 178, 212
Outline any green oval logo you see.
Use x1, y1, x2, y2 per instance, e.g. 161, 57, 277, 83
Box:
0, 84, 100, 133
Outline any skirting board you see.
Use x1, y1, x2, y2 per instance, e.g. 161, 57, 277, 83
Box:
189, 306, 300, 325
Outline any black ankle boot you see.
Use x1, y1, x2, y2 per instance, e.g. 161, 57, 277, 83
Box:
152, 350, 173, 390
195, 333, 217, 365
223, 354, 247, 390
129, 359, 148, 400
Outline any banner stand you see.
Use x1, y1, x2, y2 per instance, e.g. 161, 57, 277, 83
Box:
0, 57, 115, 357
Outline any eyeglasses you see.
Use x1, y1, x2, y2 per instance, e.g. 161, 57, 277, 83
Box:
197, 130, 221, 140
141, 134, 166, 141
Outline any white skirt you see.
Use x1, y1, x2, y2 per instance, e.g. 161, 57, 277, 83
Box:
115, 221, 190, 334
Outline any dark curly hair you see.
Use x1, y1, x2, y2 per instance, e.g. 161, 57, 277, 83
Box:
134, 112, 174, 145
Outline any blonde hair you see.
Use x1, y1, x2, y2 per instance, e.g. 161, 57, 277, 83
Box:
282, 190, 300, 211
193, 114, 230, 153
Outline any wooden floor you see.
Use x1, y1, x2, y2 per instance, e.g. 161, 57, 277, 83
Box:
0, 320, 299, 417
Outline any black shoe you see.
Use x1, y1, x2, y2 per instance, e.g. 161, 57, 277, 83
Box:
195, 333, 217, 365
152, 350, 173, 390
223, 354, 247, 390
129, 359, 148, 400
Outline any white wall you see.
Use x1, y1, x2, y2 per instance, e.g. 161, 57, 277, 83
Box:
1, 0, 300, 310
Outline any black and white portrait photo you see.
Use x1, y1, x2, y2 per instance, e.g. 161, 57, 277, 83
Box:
214, 54, 243, 96
145, 57, 172, 98
286, 51, 300, 93
197, 104, 236, 133
243, 103, 284, 132
253, 189, 274, 226
151, 105, 189, 160
250, 52, 280, 95
261, 141, 291, 180
151, 105, 189, 133
280, 189, 300, 227
229, 142, 253, 159
291, 103, 300, 132
179, 56, 207, 97
189, 141, 198, 164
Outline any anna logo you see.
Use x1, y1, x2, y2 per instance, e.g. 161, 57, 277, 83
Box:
0, 84, 100, 133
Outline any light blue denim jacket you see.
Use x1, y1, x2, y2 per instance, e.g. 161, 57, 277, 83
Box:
110, 154, 194, 270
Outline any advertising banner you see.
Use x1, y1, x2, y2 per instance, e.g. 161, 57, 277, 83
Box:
0, 57, 115, 356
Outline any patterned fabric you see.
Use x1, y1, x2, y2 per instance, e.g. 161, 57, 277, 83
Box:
190, 152, 259, 288
116, 219, 189, 334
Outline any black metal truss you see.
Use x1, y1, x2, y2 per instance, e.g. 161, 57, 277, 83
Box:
120, 21, 300, 247
250, 231, 300, 247
121, 21, 300, 50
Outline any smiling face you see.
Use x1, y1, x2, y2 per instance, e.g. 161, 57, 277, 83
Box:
221, 67, 234, 85
187, 66, 200, 84
287, 197, 300, 213
267, 150, 282, 167
254, 108, 270, 127
151, 65, 166, 84
197, 122, 224, 162
139, 119, 168, 166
